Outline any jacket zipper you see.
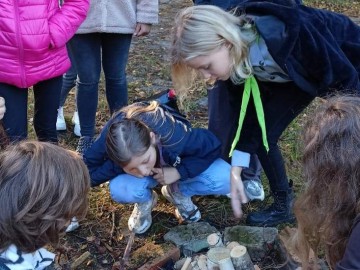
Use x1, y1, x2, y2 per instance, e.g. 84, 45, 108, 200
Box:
14, 0, 26, 87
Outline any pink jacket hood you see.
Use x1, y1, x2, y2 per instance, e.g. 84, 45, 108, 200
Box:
0, 0, 89, 88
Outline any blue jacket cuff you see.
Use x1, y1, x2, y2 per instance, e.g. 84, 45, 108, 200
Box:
231, 150, 250, 168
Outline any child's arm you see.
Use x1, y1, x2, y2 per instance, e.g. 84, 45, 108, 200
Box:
167, 128, 222, 180
136, 0, 159, 28
48, 0, 90, 48
83, 122, 124, 187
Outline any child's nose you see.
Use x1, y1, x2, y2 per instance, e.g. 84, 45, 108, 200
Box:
139, 166, 150, 177
200, 70, 211, 79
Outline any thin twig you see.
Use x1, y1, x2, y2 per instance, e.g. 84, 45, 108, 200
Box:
109, 211, 116, 245
119, 231, 136, 270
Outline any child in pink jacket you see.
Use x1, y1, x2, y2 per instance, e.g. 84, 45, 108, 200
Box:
0, 0, 89, 143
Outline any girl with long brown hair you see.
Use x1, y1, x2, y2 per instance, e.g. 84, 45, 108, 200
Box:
293, 96, 360, 269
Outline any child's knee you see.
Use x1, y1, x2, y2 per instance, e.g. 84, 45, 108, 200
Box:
109, 179, 152, 204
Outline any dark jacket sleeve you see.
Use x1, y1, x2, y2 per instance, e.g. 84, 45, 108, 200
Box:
83, 119, 124, 187
175, 128, 222, 179
336, 219, 360, 270
244, 1, 360, 96
287, 6, 360, 96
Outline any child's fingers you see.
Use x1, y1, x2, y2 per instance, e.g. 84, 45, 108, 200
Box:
231, 195, 243, 219
230, 177, 243, 218
238, 182, 249, 204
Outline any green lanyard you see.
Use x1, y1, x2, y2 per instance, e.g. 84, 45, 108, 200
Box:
229, 76, 269, 157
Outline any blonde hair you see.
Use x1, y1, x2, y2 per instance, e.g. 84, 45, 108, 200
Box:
291, 95, 360, 268
0, 141, 90, 253
171, 5, 257, 100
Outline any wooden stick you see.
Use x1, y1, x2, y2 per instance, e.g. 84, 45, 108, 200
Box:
70, 251, 91, 269
218, 257, 235, 270
181, 257, 192, 270
197, 254, 208, 270
207, 247, 231, 270
226, 241, 240, 251
119, 231, 135, 270
230, 245, 254, 270
109, 211, 116, 245
207, 233, 223, 248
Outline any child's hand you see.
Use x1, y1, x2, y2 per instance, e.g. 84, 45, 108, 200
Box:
133, 23, 152, 37
0, 97, 6, 120
230, 166, 249, 219
152, 167, 180, 185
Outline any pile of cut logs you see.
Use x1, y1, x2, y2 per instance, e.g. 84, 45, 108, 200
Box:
174, 233, 259, 270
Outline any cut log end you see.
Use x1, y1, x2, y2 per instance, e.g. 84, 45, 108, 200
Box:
230, 245, 255, 270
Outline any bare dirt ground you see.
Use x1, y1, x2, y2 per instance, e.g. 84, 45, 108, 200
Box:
53, 0, 360, 269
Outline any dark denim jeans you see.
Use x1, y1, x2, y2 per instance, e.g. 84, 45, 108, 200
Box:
71, 33, 132, 137
0, 76, 62, 142
60, 40, 77, 107
240, 81, 313, 191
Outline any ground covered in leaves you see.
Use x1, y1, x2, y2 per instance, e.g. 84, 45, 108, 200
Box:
52, 0, 360, 269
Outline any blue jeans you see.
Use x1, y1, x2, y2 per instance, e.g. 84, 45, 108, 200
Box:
109, 158, 231, 204
0, 76, 62, 142
60, 41, 77, 107
70, 33, 132, 137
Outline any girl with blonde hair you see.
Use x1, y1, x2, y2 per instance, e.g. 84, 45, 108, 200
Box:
171, 2, 360, 226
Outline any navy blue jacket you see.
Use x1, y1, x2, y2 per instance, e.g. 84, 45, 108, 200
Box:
231, 0, 360, 153
193, 0, 302, 11
84, 103, 222, 186
238, 0, 360, 96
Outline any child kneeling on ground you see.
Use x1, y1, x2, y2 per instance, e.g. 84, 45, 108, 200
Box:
84, 101, 243, 234
0, 141, 90, 269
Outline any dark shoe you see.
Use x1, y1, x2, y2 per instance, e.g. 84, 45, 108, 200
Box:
76, 136, 94, 156
246, 181, 295, 227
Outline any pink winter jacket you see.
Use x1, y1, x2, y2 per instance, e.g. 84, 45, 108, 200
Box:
0, 0, 89, 88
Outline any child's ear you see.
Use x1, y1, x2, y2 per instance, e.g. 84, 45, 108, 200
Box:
150, 131, 156, 144
225, 41, 232, 49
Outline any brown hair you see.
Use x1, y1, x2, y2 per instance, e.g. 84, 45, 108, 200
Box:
106, 101, 163, 167
292, 95, 360, 268
106, 118, 153, 166
0, 141, 90, 253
